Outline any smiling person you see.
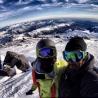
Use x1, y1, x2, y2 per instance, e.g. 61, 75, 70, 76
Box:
59, 36, 98, 98
26, 39, 68, 98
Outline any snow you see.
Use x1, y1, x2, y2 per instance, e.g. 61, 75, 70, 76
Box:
0, 18, 98, 98
0, 71, 33, 98
0, 37, 98, 98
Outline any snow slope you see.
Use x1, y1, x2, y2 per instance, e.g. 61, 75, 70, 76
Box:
0, 71, 32, 98
0, 37, 98, 98
0, 19, 98, 98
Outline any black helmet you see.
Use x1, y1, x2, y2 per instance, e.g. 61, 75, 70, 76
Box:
36, 39, 57, 73
65, 36, 87, 52
36, 39, 57, 58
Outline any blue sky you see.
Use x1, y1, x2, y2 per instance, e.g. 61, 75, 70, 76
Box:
0, 0, 98, 27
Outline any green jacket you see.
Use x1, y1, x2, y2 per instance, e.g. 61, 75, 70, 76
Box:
32, 60, 68, 98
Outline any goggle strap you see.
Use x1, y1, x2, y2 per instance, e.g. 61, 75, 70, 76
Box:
83, 52, 88, 60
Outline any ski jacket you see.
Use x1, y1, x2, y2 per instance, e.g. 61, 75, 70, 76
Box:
58, 54, 98, 98
32, 59, 68, 98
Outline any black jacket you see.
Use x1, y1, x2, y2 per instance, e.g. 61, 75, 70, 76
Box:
59, 54, 98, 98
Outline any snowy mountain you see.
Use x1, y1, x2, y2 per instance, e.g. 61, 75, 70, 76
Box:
0, 18, 98, 48
1, 18, 98, 98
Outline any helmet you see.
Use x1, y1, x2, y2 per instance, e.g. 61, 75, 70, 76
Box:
36, 39, 57, 58
36, 39, 57, 73
65, 36, 87, 52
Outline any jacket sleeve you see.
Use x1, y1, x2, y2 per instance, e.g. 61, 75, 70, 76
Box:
80, 71, 98, 97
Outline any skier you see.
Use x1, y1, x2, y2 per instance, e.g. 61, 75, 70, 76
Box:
26, 39, 68, 98
59, 36, 98, 98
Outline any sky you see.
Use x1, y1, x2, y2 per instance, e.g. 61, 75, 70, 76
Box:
0, 0, 98, 27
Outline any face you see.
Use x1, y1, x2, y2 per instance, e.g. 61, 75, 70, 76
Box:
63, 50, 87, 71
68, 60, 84, 70
39, 57, 56, 73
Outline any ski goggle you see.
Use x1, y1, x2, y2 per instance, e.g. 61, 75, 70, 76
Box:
63, 51, 87, 62
37, 47, 56, 58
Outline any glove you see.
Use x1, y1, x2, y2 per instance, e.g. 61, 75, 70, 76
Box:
26, 85, 37, 95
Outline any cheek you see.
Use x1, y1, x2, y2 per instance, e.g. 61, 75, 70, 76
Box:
69, 63, 80, 69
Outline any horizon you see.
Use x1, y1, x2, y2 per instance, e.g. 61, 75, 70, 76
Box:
0, 0, 98, 28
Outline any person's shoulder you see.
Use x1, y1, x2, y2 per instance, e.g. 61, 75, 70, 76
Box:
82, 70, 98, 83
55, 59, 68, 68
54, 59, 68, 72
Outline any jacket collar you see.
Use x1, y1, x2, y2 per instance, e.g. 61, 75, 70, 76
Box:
33, 59, 55, 78
80, 53, 94, 72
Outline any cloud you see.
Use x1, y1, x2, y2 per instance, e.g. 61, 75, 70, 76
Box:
0, 0, 3, 4
0, 11, 14, 21
76, 0, 90, 3
16, 5, 43, 13
0, 2, 98, 27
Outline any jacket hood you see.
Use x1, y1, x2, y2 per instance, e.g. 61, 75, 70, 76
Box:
80, 53, 95, 72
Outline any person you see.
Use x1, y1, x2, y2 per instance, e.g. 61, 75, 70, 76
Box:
26, 39, 68, 98
58, 36, 98, 98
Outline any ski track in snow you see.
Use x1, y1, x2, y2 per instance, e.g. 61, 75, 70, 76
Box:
0, 38, 98, 98
0, 71, 33, 98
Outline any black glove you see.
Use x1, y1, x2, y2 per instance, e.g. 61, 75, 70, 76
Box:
26, 89, 33, 95
26, 85, 37, 95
